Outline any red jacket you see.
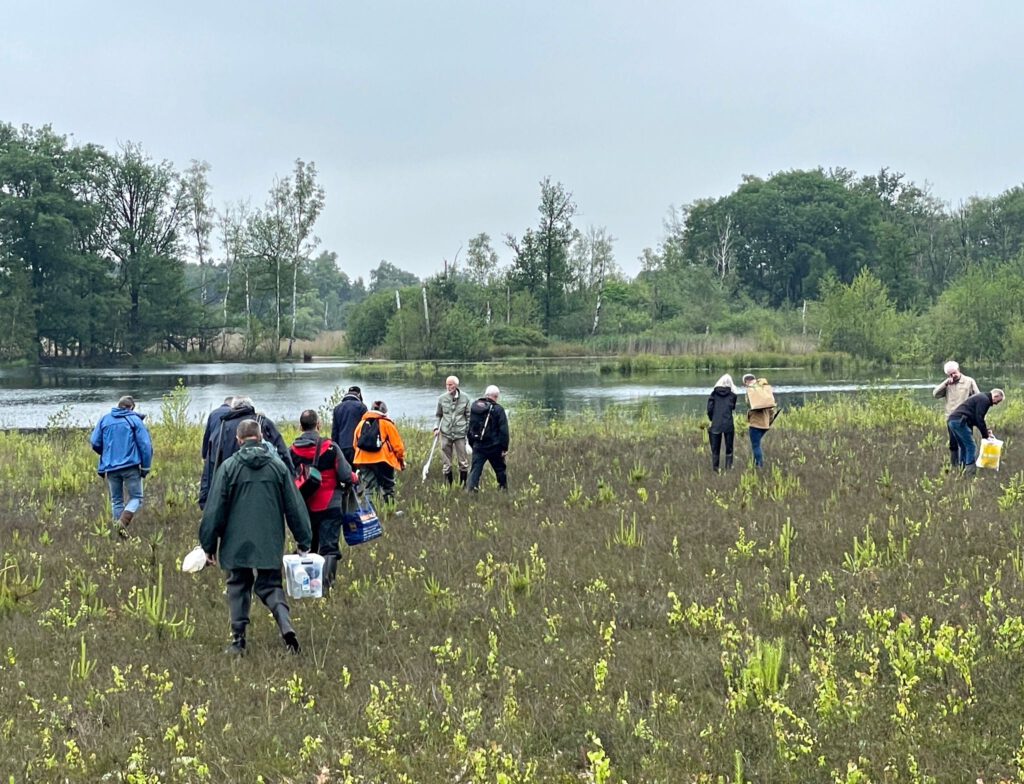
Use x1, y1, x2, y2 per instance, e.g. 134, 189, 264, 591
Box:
290, 434, 352, 512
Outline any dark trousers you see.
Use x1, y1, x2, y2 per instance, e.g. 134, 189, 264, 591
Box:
359, 462, 396, 503
309, 508, 343, 558
710, 430, 734, 471
225, 568, 292, 638
341, 447, 356, 468
947, 427, 961, 466
467, 448, 507, 491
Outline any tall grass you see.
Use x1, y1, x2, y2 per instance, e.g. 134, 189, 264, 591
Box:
1, 394, 1021, 781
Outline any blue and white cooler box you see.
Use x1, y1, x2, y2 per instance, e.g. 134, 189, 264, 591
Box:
283, 553, 326, 599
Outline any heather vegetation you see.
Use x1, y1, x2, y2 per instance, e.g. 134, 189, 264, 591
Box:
3, 388, 1024, 781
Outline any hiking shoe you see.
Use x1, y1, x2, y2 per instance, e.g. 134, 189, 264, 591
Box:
282, 631, 301, 654
224, 637, 246, 656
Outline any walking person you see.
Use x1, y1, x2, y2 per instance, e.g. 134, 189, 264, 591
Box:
707, 374, 737, 472
932, 360, 980, 470
742, 374, 776, 469
290, 409, 357, 592
947, 388, 1005, 476
201, 396, 235, 462
199, 396, 294, 510
331, 386, 367, 468
90, 395, 153, 538
199, 419, 312, 656
466, 385, 510, 492
352, 401, 406, 507
435, 375, 471, 486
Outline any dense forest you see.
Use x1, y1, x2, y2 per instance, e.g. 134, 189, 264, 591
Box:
3, 122, 1024, 364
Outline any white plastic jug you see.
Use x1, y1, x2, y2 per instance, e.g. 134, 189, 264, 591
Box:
976, 437, 1004, 470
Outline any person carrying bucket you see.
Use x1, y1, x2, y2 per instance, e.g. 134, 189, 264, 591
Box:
947, 388, 1005, 477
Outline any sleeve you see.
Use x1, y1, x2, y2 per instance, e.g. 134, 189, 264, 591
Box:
932, 380, 948, 399
388, 422, 406, 465
89, 420, 103, 455
435, 398, 443, 420
330, 405, 342, 446
970, 379, 980, 396
352, 419, 362, 451
265, 421, 295, 475
281, 471, 313, 551
198, 463, 229, 554
706, 396, 714, 421
331, 441, 353, 484
137, 423, 154, 472
201, 417, 214, 460
497, 409, 510, 452
730, 393, 737, 412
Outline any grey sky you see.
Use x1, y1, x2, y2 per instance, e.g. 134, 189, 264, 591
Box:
4, 2, 1023, 282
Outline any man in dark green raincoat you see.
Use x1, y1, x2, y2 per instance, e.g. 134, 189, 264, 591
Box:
200, 419, 312, 655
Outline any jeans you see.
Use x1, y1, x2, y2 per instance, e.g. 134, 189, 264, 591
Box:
947, 418, 976, 467
106, 466, 144, 521
749, 427, 767, 467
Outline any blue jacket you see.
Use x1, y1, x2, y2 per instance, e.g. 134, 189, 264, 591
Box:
90, 408, 153, 475
331, 395, 367, 452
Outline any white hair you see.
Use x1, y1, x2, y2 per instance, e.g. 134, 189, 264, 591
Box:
446, 375, 460, 387
943, 360, 960, 375
992, 388, 1005, 400
485, 385, 500, 400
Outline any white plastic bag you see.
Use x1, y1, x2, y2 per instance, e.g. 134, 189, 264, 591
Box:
181, 545, 208, 573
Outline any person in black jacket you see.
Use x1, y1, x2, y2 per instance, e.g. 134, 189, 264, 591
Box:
466, 385, 510, 492
331, 386, 367, 466
198, 396, 294, 509
707, 374, 738, 472
948, 388, 1004, 475
201, 396, 235, 461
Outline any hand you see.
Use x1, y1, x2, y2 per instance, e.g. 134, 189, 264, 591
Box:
205, 552, 217, 566
141, 469, 150, 479
988, 430, 995, 438
351, 471, 359, 484
298, 549, 310, 557
432, 427, 439, 434
399, 460, 406, 470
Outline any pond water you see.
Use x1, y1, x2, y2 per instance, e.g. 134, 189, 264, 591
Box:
0, 360, 1017, 429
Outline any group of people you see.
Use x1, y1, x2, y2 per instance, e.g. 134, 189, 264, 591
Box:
89, 377, 511, 655
90, 362, 1002, 655
701, 361, 1007, 477
705, 373, 778, 472
932, 360, 1005, 476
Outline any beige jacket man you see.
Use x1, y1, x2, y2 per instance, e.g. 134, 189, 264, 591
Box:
932, 360, 980, 468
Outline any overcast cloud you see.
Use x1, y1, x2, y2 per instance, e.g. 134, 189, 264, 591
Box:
4, 1, 1023, 281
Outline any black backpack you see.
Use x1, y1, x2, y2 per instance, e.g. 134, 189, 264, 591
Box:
468, 399, 493, 446
356, 417, 384, 452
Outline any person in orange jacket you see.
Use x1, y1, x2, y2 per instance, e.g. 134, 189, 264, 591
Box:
352, 400, 406, 506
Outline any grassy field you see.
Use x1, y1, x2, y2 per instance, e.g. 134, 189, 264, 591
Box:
2, 391, 1023, 782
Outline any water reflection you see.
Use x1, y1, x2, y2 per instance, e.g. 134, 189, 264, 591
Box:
0, 361, 1015, 429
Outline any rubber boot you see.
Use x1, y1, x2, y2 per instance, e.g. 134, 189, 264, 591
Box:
444, 472, 454, 486
271, 604, 300, 654
116, 509, 134, 539
322, 555, 339, 593
224, 633, 246, 656
459, 469, 468, 486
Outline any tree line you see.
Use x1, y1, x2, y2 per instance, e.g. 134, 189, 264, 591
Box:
4, 122, 1024, 364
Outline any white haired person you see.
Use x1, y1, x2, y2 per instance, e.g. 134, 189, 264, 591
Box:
706, 374, 738, 472
947, 388, 1005, 477
434, 375, 471, 486
932, 360, 979, 470
466, 385, 510, 492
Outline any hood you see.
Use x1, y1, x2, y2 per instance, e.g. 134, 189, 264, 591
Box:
109, 408, 144, 422
292, 430, 320, 447
712, 386, 734, 397
224, 404, 257, 421
234, 441, 274, 468
342, 393, 362, 403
